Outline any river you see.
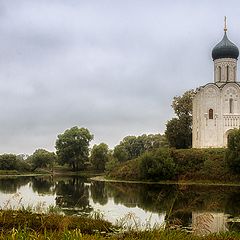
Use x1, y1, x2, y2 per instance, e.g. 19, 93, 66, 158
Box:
0, 175, 239, 234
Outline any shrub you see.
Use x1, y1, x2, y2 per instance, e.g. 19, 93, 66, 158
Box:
225, 128, 240, 174
139, 148, 176, 181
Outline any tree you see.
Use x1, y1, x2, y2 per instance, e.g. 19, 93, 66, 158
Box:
113, 134, 167, 162
165, 116, 192, 149
225, 129, 240, 173
165, 90, 195, 149
90, 143, 109, 171
0, 154, 17, 170
55, 126, 93, 171
28, 149, 56, 171
172, 90, 194, 117
113, 145, 129, 162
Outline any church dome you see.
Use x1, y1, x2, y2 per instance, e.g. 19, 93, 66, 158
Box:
212, 32, 239, 60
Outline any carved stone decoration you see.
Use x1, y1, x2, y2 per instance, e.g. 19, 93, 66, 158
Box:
204, 87, 217, 98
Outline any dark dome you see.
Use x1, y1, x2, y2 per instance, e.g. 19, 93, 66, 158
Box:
212, 32, 239, 60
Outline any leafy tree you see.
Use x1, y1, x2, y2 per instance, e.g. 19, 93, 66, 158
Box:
55, 126, 93, 171
28, 149, 56, 171
90, 143, 109, 171
113, 145, 129, 162
225, 129, 240, 173
165, 90, 195, 149
172, 90, 194, 117
113, 134, 167, 162
165, 116, 192, 149
0, 154, 17, 170
105, 157, 119, 172
0, 154, 31, 171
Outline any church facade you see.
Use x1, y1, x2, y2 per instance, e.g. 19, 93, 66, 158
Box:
192, 25, 240, 148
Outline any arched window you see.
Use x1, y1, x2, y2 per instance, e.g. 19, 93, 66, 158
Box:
230, 98, 233, 113
218, 66, 221, 81
209, 109, 213, 119
227, 66, 229, 81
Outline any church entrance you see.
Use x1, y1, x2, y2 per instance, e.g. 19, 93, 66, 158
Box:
223, 129, 235, 147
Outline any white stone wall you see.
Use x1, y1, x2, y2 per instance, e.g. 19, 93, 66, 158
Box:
192, 82, 240, 148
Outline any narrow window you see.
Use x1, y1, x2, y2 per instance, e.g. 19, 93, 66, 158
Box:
230, 98, 233, 113
234, 67, 236, 81
227, 66, 229, 81
218, 66, 221, 81
209, 109, 213, 119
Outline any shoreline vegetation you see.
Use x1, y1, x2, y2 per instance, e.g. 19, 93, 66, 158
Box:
106, 148, 240, 184
91, 175, 240, 187
0, 209, 240, 240
1, 147, 240, 186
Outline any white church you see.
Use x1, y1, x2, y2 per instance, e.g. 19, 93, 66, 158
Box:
192, 21, 240, 148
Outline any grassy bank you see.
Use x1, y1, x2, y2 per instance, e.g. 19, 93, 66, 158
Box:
107, 148, 240, 183
0, 210, 240, 239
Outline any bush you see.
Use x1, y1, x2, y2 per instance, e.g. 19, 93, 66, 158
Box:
170, 149, 206, 175
107, 158, 140, 180
139, 149, 176, 181
225, 128, 240, 174
170, 148, 226, 181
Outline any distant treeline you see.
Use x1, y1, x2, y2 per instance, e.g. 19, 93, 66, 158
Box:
0, 126, 167, 174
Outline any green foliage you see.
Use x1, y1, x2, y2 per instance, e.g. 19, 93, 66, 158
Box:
90, 143, 109, 171
55, 126, 93, 171
165, 116, 192, 149
225, 128, 240, 174
165, 90, 195, 149
139, 149, 176, 181
172, 90, 195, 117
107, 158, 140, 180
0, 154, 31, 172
170, 149, 207, 176
28, 149, 56, 171
0, 154, 17, 170
108, 148, 230, 182
0, 210, 112, 235
105, 157, 119, 173
113, 145, 129, 162
113, 134, 167, 162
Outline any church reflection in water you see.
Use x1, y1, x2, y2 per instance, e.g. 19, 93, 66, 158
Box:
192, 212, 228, 235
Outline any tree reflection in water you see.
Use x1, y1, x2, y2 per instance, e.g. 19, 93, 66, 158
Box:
55, 177, 92, 215
0, 177, 29, 194
90, 181, 108, 205
30, 176, 55, 194
2, 176, 240, 233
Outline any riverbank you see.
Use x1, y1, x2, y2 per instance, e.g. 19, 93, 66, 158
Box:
0, 167, 104, 178
91, 175, 240, 187
0, 210, 240, 240
107, 148, 240, 184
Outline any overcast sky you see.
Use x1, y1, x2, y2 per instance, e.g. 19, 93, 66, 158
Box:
0, 0, 240, 154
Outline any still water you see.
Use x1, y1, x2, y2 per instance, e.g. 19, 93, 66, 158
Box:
0, 176, 239, 234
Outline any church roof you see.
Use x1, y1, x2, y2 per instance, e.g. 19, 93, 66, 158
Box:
212, 31, 239, 60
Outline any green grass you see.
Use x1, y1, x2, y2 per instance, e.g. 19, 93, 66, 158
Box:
0, 170, 20, 175
1, 228, 240, 239
0, 210, 240, 239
